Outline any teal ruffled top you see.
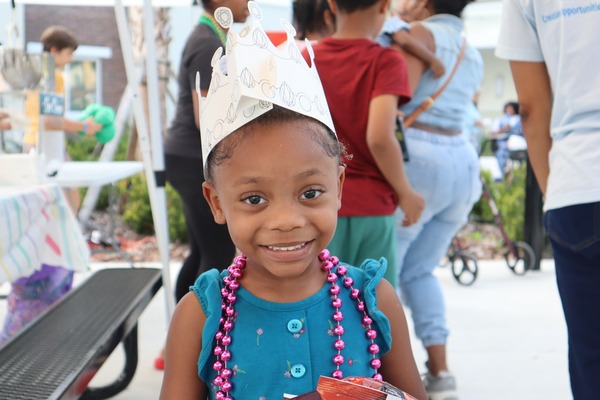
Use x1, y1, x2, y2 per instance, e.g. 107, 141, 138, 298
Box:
192, 258, 392, 399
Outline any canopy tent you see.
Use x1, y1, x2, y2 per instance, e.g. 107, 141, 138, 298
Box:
0, 0, 187, 322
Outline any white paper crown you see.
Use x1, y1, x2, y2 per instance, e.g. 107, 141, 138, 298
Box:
198, 1, 336, 166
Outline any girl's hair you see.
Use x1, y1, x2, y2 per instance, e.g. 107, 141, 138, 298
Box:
40, 26, 78, 52
333, 0, 380, 13
292, 0, 332, 40
430, 0, 476, 17
204, 106, 345, 183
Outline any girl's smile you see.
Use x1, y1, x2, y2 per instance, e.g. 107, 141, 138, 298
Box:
202, 118, 344, 292
260, 239, 315, 263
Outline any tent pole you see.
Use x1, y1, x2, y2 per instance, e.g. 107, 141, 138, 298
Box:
114, 0, 175, 324
142, 0, 174, 320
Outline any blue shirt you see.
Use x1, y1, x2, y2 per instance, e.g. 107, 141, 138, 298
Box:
400, 14, 483, 131
193, 259, 392, 399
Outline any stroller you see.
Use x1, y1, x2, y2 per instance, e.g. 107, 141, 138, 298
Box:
446, 136, 536, 286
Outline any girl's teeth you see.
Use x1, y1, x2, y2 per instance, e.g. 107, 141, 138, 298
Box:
268, 243, 305, 251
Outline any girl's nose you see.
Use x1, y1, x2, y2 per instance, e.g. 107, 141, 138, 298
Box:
265, 201, 306, 232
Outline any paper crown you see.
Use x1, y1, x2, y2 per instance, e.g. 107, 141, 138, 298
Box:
198, 1, 336, 166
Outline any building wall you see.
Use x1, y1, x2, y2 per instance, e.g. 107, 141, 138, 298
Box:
25, 5, 126, 110
478, 49, 518, 121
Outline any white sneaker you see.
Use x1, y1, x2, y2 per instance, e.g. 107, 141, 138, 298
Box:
422, 370, 459, 400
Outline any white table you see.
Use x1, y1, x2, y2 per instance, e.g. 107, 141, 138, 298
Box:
48, 161, 144, 188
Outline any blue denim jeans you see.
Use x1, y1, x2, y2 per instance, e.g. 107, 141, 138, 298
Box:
494, 139, 509, 178
396, 129, 481, 347
544, 202, 600, 400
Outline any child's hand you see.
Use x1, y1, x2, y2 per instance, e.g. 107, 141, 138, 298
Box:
83, 117, 103, 137
430, 58, 446, 78
398, 188, 425, 226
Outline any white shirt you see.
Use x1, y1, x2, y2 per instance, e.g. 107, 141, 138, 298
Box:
495, 0, 600, 211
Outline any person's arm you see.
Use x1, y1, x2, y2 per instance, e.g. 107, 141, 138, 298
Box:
160, 291, 207, 399
390, 24, 430, 94
377, 279, 428, 400
63, 117, 102, 136
367, 94, 424, 226
0, 112, 11, 130
392, 29, 445, 78
43, 116, 102, 137
509, 61, 553, 194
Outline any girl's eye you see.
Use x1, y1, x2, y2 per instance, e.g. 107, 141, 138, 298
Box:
243, 195, 266, 205
300, 189, 323, 200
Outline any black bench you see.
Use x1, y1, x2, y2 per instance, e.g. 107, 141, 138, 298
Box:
0, 267, 162, 400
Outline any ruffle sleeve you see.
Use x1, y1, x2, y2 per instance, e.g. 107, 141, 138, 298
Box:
190, 269, 224, 380
356, 258, 393, 355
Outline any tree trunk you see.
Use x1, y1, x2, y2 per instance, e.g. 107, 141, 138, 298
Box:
127, 6, 171, 160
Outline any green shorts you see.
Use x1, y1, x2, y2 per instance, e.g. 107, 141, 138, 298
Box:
327, 215, 397, 288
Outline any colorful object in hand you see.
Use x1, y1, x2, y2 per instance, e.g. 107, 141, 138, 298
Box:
78, 103, 116, 144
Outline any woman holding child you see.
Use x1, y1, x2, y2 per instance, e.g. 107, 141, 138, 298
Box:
389, 1, 484, 399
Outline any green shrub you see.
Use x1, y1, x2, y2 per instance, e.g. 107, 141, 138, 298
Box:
66, 131, 130, 210
66, 128, 188, 243
471, 163, 527, 241
66, 135, 98, 161
121, 174, 189, 243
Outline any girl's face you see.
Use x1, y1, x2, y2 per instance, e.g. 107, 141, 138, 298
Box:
203, 120, 344, 282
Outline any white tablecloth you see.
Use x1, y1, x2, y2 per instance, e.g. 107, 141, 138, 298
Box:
0, 183, 90, 284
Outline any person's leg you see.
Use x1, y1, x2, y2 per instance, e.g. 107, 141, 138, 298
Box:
329, 216, 396, 285
354, 215, 397, 287
398, 214, 463, 372
397, 131, 480, 389
174, 205, 201, 302
545, 202, 600, 400
495, 139, 509, 179
328, 217, 360, 267
165, 154, 235, 302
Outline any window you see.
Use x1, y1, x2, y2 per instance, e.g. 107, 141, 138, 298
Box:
26, 43, 112, 120
65, 60, 100, 116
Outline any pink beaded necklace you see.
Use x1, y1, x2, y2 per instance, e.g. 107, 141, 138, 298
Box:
212, 249, 383, 400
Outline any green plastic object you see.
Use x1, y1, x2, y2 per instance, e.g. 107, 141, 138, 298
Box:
78, 103, 116, 144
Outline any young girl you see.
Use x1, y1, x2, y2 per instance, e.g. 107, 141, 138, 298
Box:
159, 3, 427, 399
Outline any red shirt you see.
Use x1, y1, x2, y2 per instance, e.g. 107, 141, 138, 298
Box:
304, 37, 411, 216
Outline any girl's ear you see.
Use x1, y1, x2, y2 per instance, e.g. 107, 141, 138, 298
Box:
202, 181, 226, 224
336, 165, 345, 211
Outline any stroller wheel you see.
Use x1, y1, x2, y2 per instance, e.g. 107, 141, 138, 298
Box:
451, 251, 478, 286
505, 241, 535, 275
